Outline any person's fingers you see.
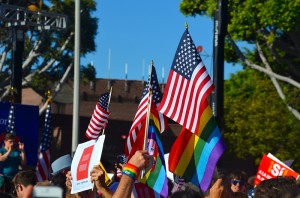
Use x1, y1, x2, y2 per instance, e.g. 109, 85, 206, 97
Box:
214, 178, 223, 187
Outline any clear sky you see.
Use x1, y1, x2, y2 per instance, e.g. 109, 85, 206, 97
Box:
81, 0, 243, 83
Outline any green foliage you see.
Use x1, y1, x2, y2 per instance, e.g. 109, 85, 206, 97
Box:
180, 0, 300, 80
0, 0, 98, 97
30, 73, 52, 93
224, 68, 300, 169
81, 63, 96, 84
180, 0, 300, 170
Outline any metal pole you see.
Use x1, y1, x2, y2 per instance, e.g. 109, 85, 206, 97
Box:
12, 28, 24, 104
72, 0, 80, 154
212, 0, 228, 128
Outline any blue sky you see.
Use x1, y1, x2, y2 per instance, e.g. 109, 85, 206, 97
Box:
81, 0, 243, 83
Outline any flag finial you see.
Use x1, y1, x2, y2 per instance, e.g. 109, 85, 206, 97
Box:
151, 60, 154, 66
185, 22, 189, 29
45, 90, 52, 102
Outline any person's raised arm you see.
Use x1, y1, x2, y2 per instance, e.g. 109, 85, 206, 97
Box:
90, 165, 113, 198
113, 150, 150, 198
19, 142, 27, 166
0, 146, 12, 161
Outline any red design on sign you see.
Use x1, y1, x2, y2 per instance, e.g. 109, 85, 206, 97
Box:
77, 145, 94, 180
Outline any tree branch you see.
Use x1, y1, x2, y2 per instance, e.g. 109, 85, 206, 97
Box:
256, 42, 300, 120
39, 63, 73, 115
228, 35, 300, 89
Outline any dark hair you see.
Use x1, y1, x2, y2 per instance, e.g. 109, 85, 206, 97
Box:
12, 170, 37, 187
51, 172, 67, 197
170, 188, 204, 198
233, 191, 248, 198
255, 177, 300, 198
0, 192, 15, 198
229, 170, 248, 182
4, 133, 16, 141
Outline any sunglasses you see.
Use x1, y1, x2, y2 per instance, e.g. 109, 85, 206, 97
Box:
231, 180, 245, 186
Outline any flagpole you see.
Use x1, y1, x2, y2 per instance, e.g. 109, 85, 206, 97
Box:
140, 62, 153, 178
101, 86, 113, 136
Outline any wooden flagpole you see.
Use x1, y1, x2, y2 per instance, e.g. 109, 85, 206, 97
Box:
140, 61, 153, 179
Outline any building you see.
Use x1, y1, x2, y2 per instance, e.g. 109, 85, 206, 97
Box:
22, 78, 181, 171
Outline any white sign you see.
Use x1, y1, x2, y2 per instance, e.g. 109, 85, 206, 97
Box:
71, 135, 105, 194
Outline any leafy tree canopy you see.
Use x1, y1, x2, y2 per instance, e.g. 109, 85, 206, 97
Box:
224, 68, 300, 169
179, 0, 300, 168
0, 0, 98, 102
180, 0, 300, 80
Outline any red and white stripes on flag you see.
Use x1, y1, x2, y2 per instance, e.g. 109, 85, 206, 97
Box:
85, 92, 110, 139
125, 65, 168, 157
157, 29, 214, 134
36, 101, 52, 181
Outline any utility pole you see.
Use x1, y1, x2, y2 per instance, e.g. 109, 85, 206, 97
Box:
11, 28, 24, 103
72, 0, 80, 154
0, 3, 67, 103
212, 0, 228, 128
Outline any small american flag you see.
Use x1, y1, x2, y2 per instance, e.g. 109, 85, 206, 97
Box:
6, 103, 15, 134
36, 102, 52, 181
85, 92, 110, 139
125, 65, 167, 157
158, 29, 214, 134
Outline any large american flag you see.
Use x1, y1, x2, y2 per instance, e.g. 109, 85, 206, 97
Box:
125, 65, 168, 157
85, 92, 110, 139
157, 29, 214, 134
36, 101, 52, 181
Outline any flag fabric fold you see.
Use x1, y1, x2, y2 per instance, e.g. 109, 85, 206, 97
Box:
138, 107, 169, 197
159, 28, 226, 192
85, 92, 110, 139
157, 28, 214, 134
125, 65, 169, 197
168, 100, 226, 191
125, 65, 168, 157
36, 101, 52, 182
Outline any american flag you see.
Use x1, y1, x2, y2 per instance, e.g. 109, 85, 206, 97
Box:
157, 29, 214, 134
36, 101, 52, 181
125, 65, 168, 157
85, 92, 110, 139
6, 103, 15, 134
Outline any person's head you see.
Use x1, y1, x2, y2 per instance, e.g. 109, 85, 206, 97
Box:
170, 186, 204, 198
4, 133, 17, 149
12, 170, 37, 198
229, 170, 248, 193
255, 176, 300, 198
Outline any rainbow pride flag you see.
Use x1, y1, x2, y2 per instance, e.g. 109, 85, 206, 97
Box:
168, 100, 226, 191
139, 111, 169, 197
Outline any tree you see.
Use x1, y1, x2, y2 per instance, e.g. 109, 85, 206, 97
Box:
180, 0, 300, 167
224, 68, 300, 169
180, 0, 300, 120
0, 0, 98, 113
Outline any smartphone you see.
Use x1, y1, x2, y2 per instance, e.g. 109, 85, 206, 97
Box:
116, 154, 126, 168
32, 186, 63, 198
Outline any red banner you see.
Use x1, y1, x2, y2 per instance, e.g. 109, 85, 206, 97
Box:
254, 153, 299, 186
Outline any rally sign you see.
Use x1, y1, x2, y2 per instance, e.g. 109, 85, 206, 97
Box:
71, 135, 105, 194
254, 153, 300, 186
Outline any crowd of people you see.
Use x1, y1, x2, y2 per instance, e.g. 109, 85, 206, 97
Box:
0, 132, 300, 198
